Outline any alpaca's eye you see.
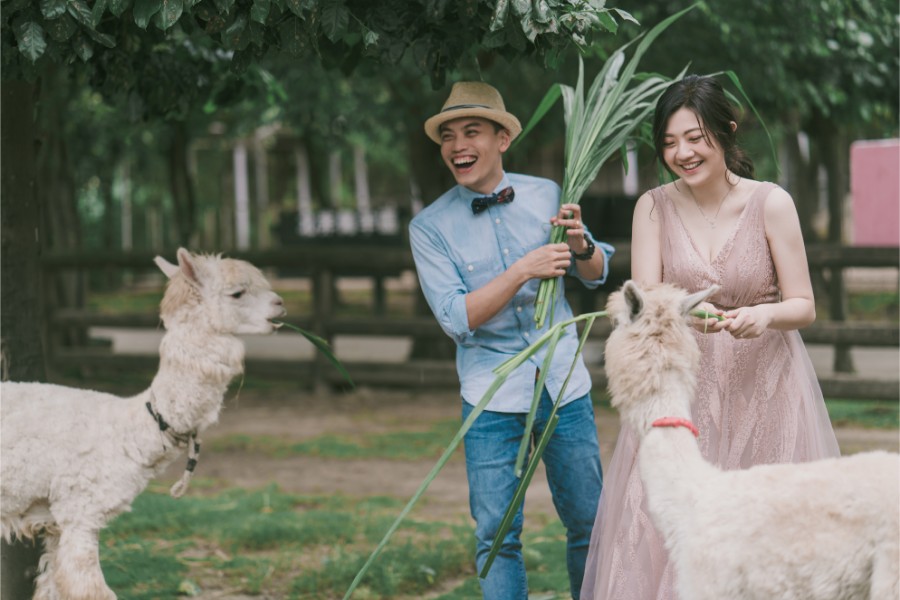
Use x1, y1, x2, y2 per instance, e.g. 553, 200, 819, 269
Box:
230, 290, 245, 299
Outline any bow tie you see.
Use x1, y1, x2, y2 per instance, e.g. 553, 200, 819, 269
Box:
471, 186, 515, 214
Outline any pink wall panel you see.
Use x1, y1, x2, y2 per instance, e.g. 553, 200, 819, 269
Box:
850, 139, 899, 247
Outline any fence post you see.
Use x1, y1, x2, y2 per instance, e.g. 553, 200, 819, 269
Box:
829, 267, 855, 373
312, 267, 335, 388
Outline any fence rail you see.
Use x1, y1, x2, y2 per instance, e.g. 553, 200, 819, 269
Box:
41, 243, 898, 400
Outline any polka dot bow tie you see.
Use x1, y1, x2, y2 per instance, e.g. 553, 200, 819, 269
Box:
471, 186, 515, 214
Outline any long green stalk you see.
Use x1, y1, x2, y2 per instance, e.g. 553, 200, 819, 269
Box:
343, 303, 718, 594
480, 314, 597, 577
275, 321, 354, 387
531, 6, 695, 329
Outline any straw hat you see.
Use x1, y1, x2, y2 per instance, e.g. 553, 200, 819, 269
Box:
424, 81, 522, 144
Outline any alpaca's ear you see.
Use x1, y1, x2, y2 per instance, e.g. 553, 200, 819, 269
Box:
154, 255, 180, 279
680, 284, 720, 315
175, 248, 201, 286
622, 280, 644, 322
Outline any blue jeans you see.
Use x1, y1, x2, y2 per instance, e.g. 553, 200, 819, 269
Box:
462, 389, 603, 600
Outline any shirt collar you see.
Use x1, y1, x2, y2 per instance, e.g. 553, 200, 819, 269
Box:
456, 172, 512, 204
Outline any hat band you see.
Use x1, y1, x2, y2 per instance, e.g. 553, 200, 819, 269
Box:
441, 103, 494, 113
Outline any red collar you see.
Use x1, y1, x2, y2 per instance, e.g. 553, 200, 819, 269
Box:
651, 417, 699, 438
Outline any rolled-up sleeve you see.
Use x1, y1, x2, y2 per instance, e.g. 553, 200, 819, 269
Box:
409, 222, 474, 343
568, 227, 616, 289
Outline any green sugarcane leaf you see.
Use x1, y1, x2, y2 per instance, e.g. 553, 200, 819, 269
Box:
530, 2, 696, 336
344, 367, 514, 598
511, 83, 561, 150
514, 327, 562, 476
484, 314, 598, 577
691, 309, 725, 321
719, 69, 779, 174
275, 322, 354, 387
481, 412, 558, 577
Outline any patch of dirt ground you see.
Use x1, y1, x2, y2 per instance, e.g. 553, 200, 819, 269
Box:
164, 386, 900, 523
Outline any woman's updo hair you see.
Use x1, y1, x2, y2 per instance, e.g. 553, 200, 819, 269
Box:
652, 75, 754, 179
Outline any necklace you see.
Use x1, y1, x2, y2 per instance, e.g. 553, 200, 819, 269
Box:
688, 177, 739, 229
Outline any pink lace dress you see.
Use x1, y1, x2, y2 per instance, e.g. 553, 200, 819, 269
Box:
580, 181, 841, 599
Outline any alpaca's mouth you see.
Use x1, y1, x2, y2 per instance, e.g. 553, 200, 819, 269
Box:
270, 320, 285, 329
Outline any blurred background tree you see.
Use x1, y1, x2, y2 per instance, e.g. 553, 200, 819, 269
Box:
2, 0, 896, 593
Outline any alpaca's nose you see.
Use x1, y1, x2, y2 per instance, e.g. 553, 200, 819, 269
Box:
273, 295, 286, 316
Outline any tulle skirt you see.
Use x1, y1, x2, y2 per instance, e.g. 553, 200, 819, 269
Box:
580, 329, 841, 599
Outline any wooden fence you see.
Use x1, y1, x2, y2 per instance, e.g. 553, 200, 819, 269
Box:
42, 243, 898, 400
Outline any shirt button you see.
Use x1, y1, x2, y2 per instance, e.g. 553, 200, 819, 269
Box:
503, 248, 509, 255
467, 265, 474, 272
524, 332, 530, 338
516, 306, 523, 313
495, 218, 501, 224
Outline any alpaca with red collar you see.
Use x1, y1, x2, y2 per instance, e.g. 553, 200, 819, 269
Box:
604, 281, 899, 600
1, 248, 285, 600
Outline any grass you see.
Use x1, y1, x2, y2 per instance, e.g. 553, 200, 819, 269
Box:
823, 399, 899, 429
846, 290, 899, 322
100, 485, 573, 600
207, 419, 462, 460
101, 485, 477, 599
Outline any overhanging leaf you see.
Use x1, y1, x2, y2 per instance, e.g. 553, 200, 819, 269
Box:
133, 0, 162, 29
249, 0, 269, 24
108, 0, 130, 17
39, 0, 66, 19
14, 20, 47, 62
66, 0, 94, 27
153, 0, 183, 31
320, 0, 349, 43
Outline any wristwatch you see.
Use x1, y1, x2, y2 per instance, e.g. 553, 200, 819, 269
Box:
572, 237, 595, 261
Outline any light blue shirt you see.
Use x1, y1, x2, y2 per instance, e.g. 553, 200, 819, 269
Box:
409, 172, 615, 413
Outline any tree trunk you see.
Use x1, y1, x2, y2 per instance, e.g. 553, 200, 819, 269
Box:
0, 77, 44, 600
37, 69, 87, 346
814, 118, 854, 373
169, 121, 197, 247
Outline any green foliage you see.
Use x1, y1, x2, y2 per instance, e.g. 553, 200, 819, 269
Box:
826, 400, 899, 429
614, 0, 898, 137
101, 538, 189, 598
208, 418, 461, 459
101, 486, 474, 598
3, 0, 633, 91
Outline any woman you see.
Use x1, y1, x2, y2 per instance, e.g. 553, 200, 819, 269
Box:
580, 75, 841, 599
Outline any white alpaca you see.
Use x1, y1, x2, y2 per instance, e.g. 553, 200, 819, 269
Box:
1, 248, 285, 600
604, 280, 899, 600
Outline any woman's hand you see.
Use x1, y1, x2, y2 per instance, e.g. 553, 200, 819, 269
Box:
690, 301, 728, 334
550, 203, 590, 254
723, 305, 773, 339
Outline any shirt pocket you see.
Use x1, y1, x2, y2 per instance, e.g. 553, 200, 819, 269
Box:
457, 255, 500, 291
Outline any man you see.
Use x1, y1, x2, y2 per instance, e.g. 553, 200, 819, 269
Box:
409, 81, 613, 599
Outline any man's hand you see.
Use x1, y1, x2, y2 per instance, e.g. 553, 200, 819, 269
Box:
550, 203, 589, 254
517, 243, 572, 280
